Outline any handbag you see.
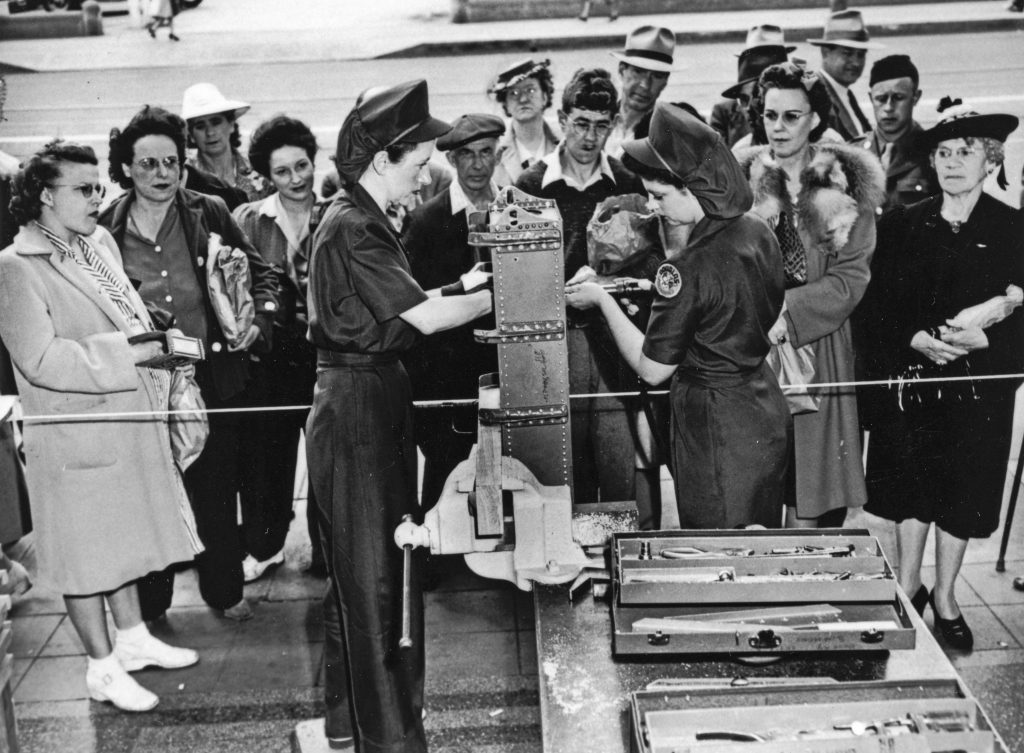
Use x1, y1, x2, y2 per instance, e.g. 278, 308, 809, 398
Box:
586, 194, 660, 276
206, 232, 256, 348
767, 340, 819, 415
168, 368, 208, 471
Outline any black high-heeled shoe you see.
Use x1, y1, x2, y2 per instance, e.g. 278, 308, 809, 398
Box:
929, 592, 973, 651
909, 584, 929, 616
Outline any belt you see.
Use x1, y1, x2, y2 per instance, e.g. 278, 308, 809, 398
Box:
677, 363, 763, 388
317, 350, 400, 369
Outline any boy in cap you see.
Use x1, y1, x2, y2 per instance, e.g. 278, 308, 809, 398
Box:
852, 54, 936, 210
711, 24, 795, 147
808, 9, 884, 141
403, 114, 505, 513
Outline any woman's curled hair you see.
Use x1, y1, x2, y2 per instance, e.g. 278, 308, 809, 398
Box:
108, 105, 188, 189
621, 152, 685, 189
755, 62, 831, 143
9, 140, 97, 226
247, 115, 318, 179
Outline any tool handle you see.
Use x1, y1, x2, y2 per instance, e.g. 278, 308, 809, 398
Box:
399, 514, 414, 650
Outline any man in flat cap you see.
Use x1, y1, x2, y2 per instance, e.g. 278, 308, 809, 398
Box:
516, 68, 657, 508
403, 114, 504, 513
711, 25, 795, 148
852, 54, 936, 211
605, 25, 702, 158
489, 59, 561, 186
808, 9, 884, 141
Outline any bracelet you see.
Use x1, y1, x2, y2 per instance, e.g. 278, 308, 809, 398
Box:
441, 281, 465, 297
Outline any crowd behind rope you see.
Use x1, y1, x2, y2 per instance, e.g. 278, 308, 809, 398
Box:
0, 10, 1022, 751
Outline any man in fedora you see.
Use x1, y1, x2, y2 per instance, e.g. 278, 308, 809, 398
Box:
606, 25, 701, 157
711, 24, 795, 147
852, 54, 936, 210
808, 9, 884, 141
403, 114, 504, 513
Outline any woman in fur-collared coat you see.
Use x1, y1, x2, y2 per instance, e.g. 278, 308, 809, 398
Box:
736, 63, 885, 525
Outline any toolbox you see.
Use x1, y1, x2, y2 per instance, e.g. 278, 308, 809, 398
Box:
611, 529, 916, 657
629, 677, 1007, 753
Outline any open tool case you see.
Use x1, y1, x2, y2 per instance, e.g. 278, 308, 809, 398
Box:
611, 529, 916, 656
629, 677, 1007, 753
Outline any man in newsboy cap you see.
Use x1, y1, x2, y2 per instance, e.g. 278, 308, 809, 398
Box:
808, 9, 885, 141
403, 114, 505, 512
851, 54, 936, 210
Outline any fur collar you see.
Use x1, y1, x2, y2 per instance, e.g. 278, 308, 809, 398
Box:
735, 142, 885, 255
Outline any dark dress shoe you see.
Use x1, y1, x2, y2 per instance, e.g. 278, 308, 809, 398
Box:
909, 584, 929, 616
930, 592, 974, 651
1014, 576, 1024, 592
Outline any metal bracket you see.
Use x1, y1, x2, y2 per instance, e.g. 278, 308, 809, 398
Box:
647, 631, 670, 647
861, 628, 886, 644
474, 320, 565, 344
479, 404, 569, 427
748, 629, 783, 650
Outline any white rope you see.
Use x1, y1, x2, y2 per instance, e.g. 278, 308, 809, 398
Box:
11, 371, 1024, 423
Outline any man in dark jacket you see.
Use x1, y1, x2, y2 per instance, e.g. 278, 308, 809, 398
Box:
851, 55, 936, 211
403, 114, 504, 512
516, 69, 656, 507
100, 106, 278, 622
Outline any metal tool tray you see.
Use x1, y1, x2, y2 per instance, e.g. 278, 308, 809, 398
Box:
615, 529, 896, 605
629, 677, 1007, 753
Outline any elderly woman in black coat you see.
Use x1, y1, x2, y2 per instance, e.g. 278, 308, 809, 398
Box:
858, 99, 1022, 651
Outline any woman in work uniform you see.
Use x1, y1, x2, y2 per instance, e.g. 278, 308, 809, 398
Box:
565, 102, 791, 529
305, 80, 492, 753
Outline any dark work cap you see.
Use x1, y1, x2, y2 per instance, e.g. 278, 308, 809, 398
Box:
335, 79, 451, 188
489, 59, 550, 94
622, 102, 752, 220
437, 114, 506, 152
869, 55, 919, 87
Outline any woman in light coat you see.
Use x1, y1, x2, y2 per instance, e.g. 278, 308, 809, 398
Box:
0, 142, 201, 712
736, 62, 885, 526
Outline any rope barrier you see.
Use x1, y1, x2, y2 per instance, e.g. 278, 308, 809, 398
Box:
10, 371, 1024, 423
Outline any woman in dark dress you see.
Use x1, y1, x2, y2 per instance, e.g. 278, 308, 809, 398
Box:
565, 102, 790, 529
860, 99, 1022, 651
305, 80, 492, 752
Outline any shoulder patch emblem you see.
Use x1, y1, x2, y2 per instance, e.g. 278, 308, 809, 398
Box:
654, 263, 682, 298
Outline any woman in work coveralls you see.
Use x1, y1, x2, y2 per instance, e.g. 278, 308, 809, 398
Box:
305, 80, 493, 753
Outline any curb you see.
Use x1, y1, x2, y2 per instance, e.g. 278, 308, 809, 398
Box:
379, 15, 1024, 58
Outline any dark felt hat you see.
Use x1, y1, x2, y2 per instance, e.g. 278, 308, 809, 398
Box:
921, 97, 1019, 148
622, 102, 753, 220
807, 9, 884, 50
489, 59, 551, 94
869, 54, 919, 87
334, 80, 450, 188
722, 46, 792, 99
437, 114, 506, 152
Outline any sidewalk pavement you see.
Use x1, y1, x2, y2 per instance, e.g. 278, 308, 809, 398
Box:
0, 0, 1021, 73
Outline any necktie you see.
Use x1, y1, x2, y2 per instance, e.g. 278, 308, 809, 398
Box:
847, 90, 871, 135
880, 141, 894, 172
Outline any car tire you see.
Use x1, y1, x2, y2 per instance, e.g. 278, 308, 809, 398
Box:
178, 0, 202, 7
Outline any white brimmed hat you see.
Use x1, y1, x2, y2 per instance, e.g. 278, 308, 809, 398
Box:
181, 83, 250, 122
611, 26, 676, 74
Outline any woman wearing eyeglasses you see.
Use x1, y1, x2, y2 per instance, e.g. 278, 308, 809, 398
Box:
857, 100, 1022, 650
735, 62, 885, 529
100, 106, 279, 624
0, 141, 201, 712
489, 59, 561, 187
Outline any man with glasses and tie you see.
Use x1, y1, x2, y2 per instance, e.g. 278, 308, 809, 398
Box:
100, 105, 278, 625
808, 9, 885, 142
851, 55, 936, 211
515, 68, 655, 507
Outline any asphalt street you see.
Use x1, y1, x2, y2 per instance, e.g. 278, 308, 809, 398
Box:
2, 30, 1023, 203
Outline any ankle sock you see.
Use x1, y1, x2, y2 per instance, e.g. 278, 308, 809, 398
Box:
87, 652, 121, 676
116, 622, 150, 645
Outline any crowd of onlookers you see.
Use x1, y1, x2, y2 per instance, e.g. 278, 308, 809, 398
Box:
0, 8, 1021, 736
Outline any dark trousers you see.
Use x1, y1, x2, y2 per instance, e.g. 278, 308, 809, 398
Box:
307, 363, 426, 753
138, 391, 246, 619
415, 406, 477, 513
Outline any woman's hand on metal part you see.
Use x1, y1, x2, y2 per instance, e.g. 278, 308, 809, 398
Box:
460, 262, 493, 294
911, 330, 968, 366
130, 339, 164, 365
228, 323, 261, 352
940, 325, 988, 352
564, 281, 608, 310
565, 265, 597, 286
768, 313, 789, 345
